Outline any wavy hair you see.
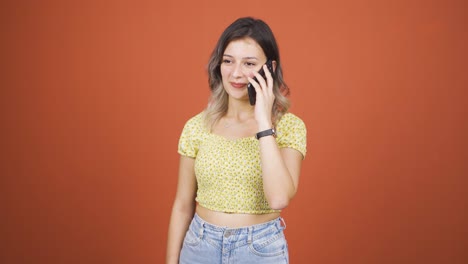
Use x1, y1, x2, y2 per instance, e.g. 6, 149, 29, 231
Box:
204, 17, 290, 130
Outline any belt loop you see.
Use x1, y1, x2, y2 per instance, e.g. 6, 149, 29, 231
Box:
247, 227, 253, 244
280, 217, 287, 230
199, 222, 205, 238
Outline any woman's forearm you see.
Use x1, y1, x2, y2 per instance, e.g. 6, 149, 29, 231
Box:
166, 203, 195, 264
258, 135, 296, 209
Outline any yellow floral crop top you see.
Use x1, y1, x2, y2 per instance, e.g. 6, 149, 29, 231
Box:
178, 112, 307, 214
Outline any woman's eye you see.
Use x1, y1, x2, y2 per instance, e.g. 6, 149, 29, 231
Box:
245, 62, 256, 67
222, 59, 232, 64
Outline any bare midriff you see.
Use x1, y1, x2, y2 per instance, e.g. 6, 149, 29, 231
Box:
196, 204, 280, 228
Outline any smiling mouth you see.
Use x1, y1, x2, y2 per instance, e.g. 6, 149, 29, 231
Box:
230, 82, 247, 88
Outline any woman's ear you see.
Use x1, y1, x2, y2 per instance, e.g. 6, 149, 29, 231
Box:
272, 60, 277, 73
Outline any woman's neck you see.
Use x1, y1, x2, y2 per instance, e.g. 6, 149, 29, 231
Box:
225, 98, 255, 121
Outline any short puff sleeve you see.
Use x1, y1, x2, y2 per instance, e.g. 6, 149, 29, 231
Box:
178, 113, 204, 158
276, 113, 307, 158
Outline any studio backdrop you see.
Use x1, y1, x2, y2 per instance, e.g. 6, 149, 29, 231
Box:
2, 0, 466, 263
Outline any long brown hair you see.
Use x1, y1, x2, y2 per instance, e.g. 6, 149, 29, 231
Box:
204, 17, 290, 130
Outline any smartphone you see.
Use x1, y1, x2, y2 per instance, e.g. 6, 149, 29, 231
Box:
247, 59, 274, 105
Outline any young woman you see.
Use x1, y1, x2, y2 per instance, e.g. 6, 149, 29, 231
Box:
166, 17, 307, 264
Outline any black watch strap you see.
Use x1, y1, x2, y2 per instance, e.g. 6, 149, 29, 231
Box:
255, 128, 276, 140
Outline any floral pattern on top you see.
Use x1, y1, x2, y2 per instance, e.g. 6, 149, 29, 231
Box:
178, 112, 307, 214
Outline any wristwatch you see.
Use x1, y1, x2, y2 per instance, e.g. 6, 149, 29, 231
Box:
255, 128, 276, 140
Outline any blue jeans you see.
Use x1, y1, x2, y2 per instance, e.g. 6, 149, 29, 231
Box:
179, 213, 289, 264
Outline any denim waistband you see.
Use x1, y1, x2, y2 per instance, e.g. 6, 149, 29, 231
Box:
190, 213, 286, 244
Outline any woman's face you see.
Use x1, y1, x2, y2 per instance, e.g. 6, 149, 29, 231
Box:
220, 37, 267, 102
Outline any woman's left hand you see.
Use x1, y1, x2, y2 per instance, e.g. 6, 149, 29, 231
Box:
247, 64, 275, 130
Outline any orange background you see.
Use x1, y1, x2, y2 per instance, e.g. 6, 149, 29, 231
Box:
2, 0, 467, 263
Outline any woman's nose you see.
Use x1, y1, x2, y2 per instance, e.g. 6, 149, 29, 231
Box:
232, 63, 245, 78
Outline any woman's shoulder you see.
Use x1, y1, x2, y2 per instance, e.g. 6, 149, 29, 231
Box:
182, 111, 207, 133
277, 112, 306, 130
185, 111, 205, 124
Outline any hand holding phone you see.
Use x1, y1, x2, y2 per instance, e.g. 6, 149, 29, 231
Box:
247, 59, 274, 105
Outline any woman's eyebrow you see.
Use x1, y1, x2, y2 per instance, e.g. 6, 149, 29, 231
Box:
222, 54, 259, 60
